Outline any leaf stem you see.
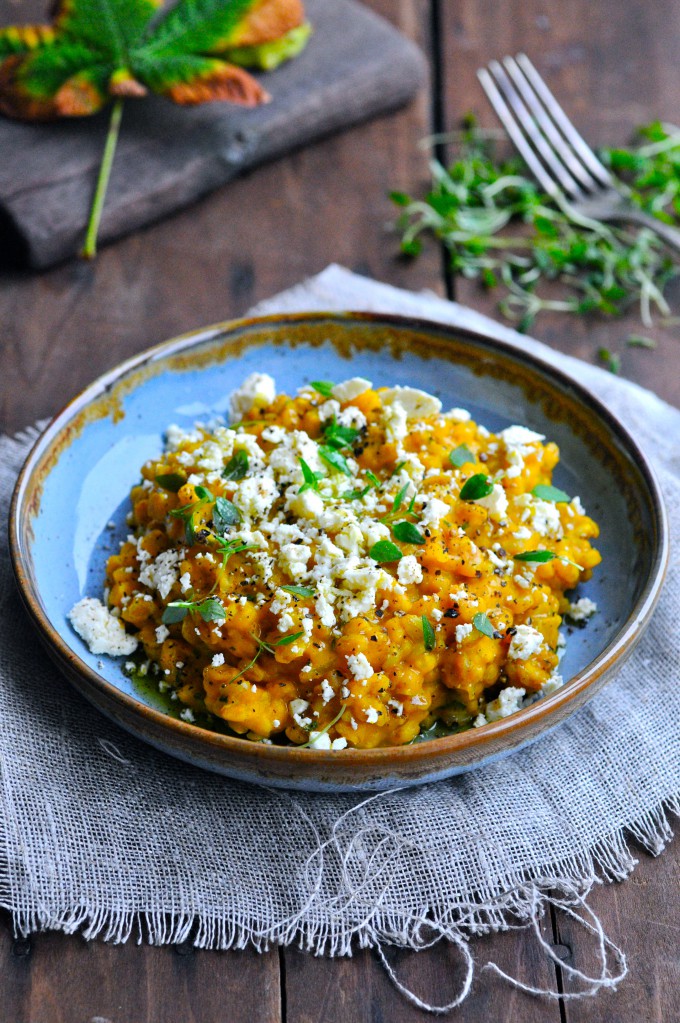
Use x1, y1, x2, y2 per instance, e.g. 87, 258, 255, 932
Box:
80, 98, 124, 260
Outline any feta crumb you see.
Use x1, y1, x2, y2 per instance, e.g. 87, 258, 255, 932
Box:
455, 623, 473, 644
211, 653, 225, 666
68, 597, 138, 656
508, 624, 544, 661
397, 555, 423, 585
179, 571, 192, 594
365, 707, 380, 723
565, 597, 598, 622
180, 708, 196, 723
332, 377, 372, 402
320, 678, 334, 704
474, 482, 508, 521
331, 737, 348, 750
484, 686, 527, 722
381, 385, 442, 418
347, 652, 373, 681
155, 624, 170, 644
229, 372, 276, 421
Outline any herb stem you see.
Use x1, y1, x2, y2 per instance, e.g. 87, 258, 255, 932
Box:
80, 98, 124, 260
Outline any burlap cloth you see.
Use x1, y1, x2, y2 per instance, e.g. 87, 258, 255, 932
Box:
1, 266, 678, 1011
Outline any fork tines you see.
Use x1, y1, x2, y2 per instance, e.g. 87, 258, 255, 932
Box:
477, 54, 613, 200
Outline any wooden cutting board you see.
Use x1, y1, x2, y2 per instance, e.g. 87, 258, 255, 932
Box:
0, 0, 425, 268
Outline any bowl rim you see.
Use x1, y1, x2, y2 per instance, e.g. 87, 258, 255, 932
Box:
9, 309, 670, 769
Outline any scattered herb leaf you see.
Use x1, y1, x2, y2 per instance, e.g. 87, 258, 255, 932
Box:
422, 615, 436, 651
626, 334, 657, 348
324, 418, 359, 450
222, 450, 249, 481
319, 445, 353, 477
281, 585, 316, 598
459, 473, 494, 501
531, 484, 571, 503
155, 472, 186, 493
276, 630, 305, 646
514, 550, 584, 570
370, 540, 403, 563
213, 496, 241, 532
297, 703, 348, 749
342, 485, 371, 501
197, 597, 226, 623
392, 521, 425, 545
365, 470, 381, 487
449, 444, 476, 468
162, 596, 225, 625
473, 612, 495, 638
597, 347, 622, 374
392, 482, 410, 513
311, 381, 335, 398
299, 457, 324, 493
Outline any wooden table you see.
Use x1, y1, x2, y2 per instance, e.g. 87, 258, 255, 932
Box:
1, 2, 678, 1020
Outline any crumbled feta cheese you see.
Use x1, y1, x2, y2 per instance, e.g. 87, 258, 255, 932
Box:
179, 571, 192, 594
499, 425, 545, 447
388, 699, 404, 716
455, 623, 473, 644
317, 399, 341, 422
332, 377, 372, 402
565, 597, 598, 622
444, 407, 471, 422
419, 497, 450, 526
290, 698, 312, 729
541, 673, 564, 696
68, 597, 138, 656
484, 686, 527, 722
211, 653, 225, 666
397, 555, 423, 585
155, 624, 170, 644
320, 678, 335, 704
571, 496, 586, 516
508, 624, 544, 661
233, 475, 279, 519
365, 706, 380, 723
229, 372, 276, 421
347, 652, 373, 681
381, 386, 442, 418
474, 483, 508, 521
180, 708, 195, 723
331, 737, 348, 750
262, 424, 286, 444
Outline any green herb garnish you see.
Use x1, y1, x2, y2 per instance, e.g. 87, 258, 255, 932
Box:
598, 347, 621, 374
324, 418, 359, 450
369, 540, 403, 563
155, 473, 186, 493
222, 450, 249, 481
162, 596, 226, 625
472, 612, 495, 638
276, 630, 305, 646
319, 445, 353, 477
626, 335, 657, 348
281, 585, 316, 598
296, 703, 348, 749
299, 457, 324, 493
531, 484, 570, 503
213, 496, 241, 533
459, 473, 494, 501
311, 381, 335, 398
422, 615, 435, 651
514, 550, 583, 570
392, 118, 679, 331
169, 486, 214, 544
392, 521, 425, 545
449, 445, 476, 468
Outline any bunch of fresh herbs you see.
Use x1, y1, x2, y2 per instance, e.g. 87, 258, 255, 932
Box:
391, 118, 680, 332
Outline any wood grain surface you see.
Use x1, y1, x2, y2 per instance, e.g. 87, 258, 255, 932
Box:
0, 1, 677, 1021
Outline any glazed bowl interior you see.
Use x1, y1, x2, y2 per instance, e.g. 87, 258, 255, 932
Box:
10, 313, 667, 791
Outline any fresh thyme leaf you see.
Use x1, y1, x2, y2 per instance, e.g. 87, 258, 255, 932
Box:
391, 461, 407, 477
514, 550, 584, 570
0, 0, 310, 258
324, 418, 359, 450
155, 472, 186, 493
626, 334, 657, 348
369, 540, 403, 563
473, 612, 495, 638
311, 381, 335, 398
319, 445, 353, 477
193, 485, 214, 502
296, 702, 347, 749
222, 450, 249, 481
392, 521, 425, 545
392, 482, 410, 513
597, 347, 621, 374
392, 120, 680, 331
281, 585, 316, 598
342, 486, 371, 501
531, 484, 571, 503
459, 473, 494, 501
449, 444, 476, 468
365, 470, 381, 487
422, 615, 435, 651
299, 457, 324, 493
197, 597, 226, 623
161, 601, 192, 625
276, 630, 305, 646
213, 496, 241, 533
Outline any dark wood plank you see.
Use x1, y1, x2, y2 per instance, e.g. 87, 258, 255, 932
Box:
284, 919, 563, 1022
0, 0, 426, 268
440, 0, 680, 408
0, 915, 281, 1023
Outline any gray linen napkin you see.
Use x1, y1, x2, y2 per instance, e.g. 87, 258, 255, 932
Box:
1, 265, 678, 1009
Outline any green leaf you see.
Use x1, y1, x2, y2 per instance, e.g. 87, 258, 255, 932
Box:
222, 449, 249, 481
161, 602, 191, 624
392, 521, 425, 544
310, 380, 335, 398
342, 486, 371, 501
213, 496, 241, 532
365, 470, 381, 487
626, 335, 657, 349
197, 596, 226, 622
422, 615, 435, 651
513, 550, 557, 564
324, 418, 359, 450
370, 540, 402, 563
473, 612, 495, 638
193, 485, 214, 501
281, 585, 315, 598
155, 472, 186, 492
531, 484, 570, 503
299, 457, 323, 493
449, 444, 476, 468
460, 473, 494, 501
276, 630, 305, 646
597, 347, 621, 374
392, 482, 410, 513
319, 445, 353, 477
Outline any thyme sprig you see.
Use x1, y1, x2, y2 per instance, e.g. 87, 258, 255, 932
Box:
392, 119, 680, 330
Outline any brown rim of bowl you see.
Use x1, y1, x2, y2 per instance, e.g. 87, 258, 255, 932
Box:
9, 310, 670, 768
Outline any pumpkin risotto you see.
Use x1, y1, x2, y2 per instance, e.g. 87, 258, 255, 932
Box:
69, 373, 601, 748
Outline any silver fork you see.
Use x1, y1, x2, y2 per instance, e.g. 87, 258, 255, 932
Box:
477, 54, 680, 253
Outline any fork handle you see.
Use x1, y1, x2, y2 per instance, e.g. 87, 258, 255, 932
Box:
606, 206, 680, 255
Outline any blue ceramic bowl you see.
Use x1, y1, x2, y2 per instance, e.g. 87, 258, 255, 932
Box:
9, 313, 669, 791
